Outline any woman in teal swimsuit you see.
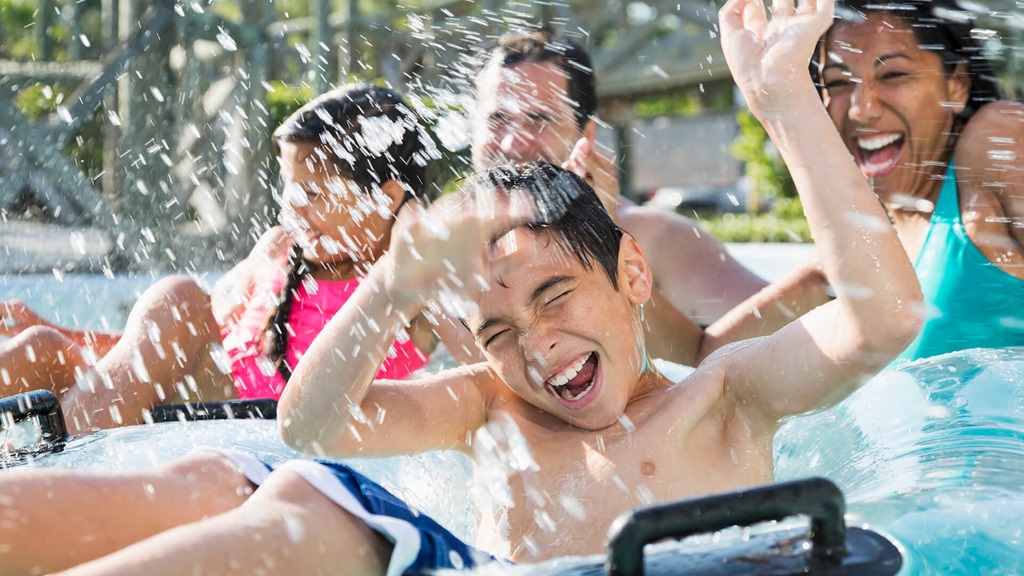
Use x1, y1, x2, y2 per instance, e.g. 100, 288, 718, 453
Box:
809, 0, 1024, 361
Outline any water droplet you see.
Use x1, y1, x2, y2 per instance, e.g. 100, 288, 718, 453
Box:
988, 150, 1016, 162
618, 414, 636, 432
216, 29, 238, 52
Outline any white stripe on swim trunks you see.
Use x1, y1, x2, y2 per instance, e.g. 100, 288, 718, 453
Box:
276, 460, 422, 576
208, 449, 422, 576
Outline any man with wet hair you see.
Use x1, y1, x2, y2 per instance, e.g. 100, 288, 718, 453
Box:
469, 27, 811, 366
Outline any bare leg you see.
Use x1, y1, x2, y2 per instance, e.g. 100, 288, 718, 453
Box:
0, 452, 253, 576
62, 275, 236, 434
0, 326, 88, 396
57, 468, 394, 576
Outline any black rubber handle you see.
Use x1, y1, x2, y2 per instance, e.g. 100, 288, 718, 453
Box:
605, 477, 847, 576
0, 389, 69, 444
148, 399, 278, 422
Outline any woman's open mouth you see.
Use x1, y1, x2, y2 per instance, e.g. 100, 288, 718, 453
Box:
545, 352, 601, 409
855, 133, 905, 178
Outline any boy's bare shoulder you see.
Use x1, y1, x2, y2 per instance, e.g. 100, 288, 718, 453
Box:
655, 345, 776, 441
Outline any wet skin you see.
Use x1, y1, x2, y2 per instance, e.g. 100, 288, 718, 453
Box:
471, 57, 770, 347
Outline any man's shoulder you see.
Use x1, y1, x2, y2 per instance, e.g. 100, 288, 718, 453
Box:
618, 204, 703, 235
617, 205, 725, 258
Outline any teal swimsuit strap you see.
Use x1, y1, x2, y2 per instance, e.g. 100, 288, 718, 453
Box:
931, 162, 960, 223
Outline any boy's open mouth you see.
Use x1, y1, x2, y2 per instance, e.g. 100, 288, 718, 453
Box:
545, 352, 599, 405
855, 132, 904, 178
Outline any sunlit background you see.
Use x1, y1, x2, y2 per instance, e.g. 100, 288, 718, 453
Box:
0, 0, 1021, 273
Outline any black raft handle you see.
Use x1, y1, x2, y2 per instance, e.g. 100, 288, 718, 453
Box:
0, 389, 70, 445
606, 477, 847, 576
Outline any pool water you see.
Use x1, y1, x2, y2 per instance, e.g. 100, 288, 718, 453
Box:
775, 348, 1024, 575
4, 348, 1021, 574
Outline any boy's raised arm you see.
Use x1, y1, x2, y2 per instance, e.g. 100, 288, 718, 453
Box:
712, 0, 922, 426
278, 191, 534, 456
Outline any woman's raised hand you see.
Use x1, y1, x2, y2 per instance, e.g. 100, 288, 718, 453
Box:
719, 0, 834, 120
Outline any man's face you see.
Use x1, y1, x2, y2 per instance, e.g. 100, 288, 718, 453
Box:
472, 60, 584, 170
468, 227, 646, 431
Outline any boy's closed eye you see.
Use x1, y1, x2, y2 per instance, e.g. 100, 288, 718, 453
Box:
479, 290, 574, 349
484, 328, 511, 349
542, 290, 572, 308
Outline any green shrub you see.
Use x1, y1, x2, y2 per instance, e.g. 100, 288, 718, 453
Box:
730, 109, 795, 200
695, 197, 810, 243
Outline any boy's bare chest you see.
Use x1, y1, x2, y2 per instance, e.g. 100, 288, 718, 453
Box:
491, 409, 772, 560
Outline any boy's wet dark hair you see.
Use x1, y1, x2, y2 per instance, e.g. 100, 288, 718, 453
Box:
478, 28, 597, 131
481, 161, 623, 288
269, 84, 433, 381
811, 0, 1002, 122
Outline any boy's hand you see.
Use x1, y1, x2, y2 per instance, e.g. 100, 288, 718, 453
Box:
250, 226, 295, 265
385, 190, 535, 308
720, 0, 834, 120
563, 137, 620, 219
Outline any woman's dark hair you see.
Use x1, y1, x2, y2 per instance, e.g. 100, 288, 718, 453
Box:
812, 0, 1003, 121
268, 84, 434, 381
478, 161, 623, 288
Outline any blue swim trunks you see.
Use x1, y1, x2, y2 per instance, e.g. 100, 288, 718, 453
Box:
215, 449, 494, 575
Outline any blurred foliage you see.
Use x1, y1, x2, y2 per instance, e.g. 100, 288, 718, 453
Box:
694, 197, 810, 243
0, 0, 37, 58
730, 108, 796, 200
634, 91, 702, 118
265, 81, 315, 130
14, 83, 104, 177
633, 85, 734, 119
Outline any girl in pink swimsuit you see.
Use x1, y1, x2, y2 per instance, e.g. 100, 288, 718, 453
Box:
216, 85, 433, 400
0, 84, 441, 431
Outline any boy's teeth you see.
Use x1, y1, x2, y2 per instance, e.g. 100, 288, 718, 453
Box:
858, 133, 901, 151
547, 354, 589, 387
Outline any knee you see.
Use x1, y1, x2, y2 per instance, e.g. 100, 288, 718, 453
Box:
160, 452, 256, 507
17, 324, 65, 345
126, 276, 217, 338
138, 275, 211, 313
164, 451, 251, 486
6, 326, 83, 364
247, 469, 325, 509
